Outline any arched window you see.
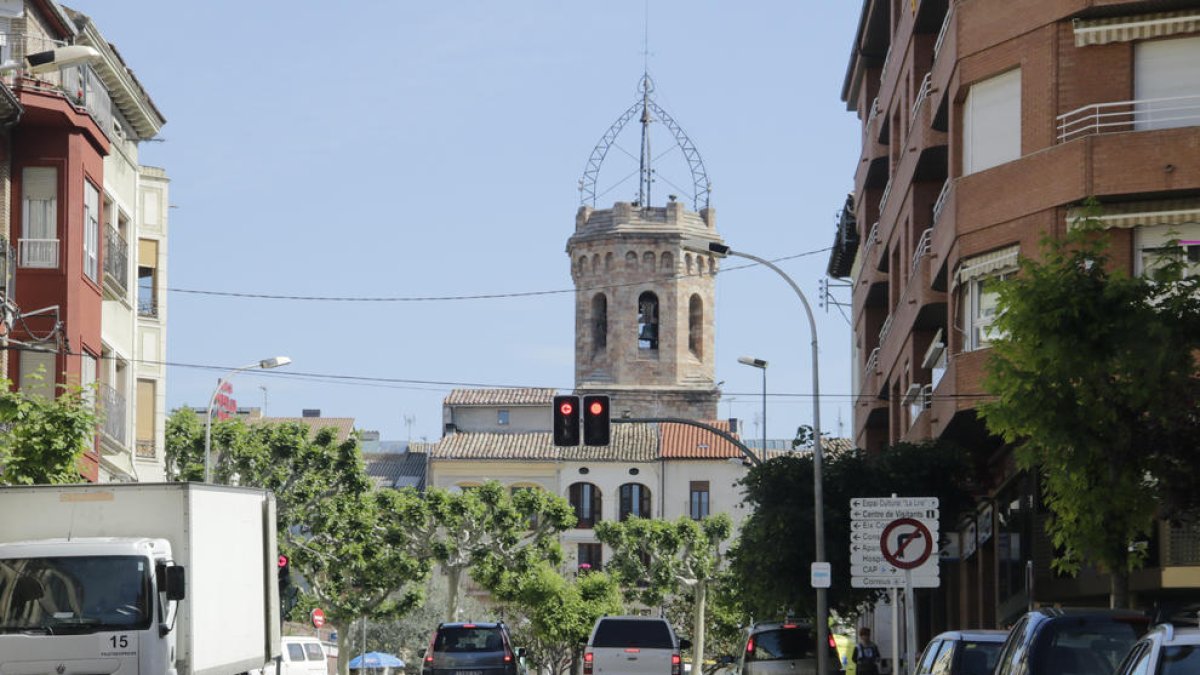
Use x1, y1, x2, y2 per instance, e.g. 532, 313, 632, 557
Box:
592, 293, 608, 354
591, 254, 600, 275
569, 482, 603, 528
619, 483, 652, 520
643, 251, 656, 270
689, 294, 703, 357
625, 251, 638, 269
661, 252, 674, 274
605, 252, 614, 271
685, 254, 694, 275
577, 256, 588, 276
638, 291, 659, 351
709, 257, 717, 275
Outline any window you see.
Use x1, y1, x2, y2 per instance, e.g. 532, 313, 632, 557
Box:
963, 68, 1021, 174
83, 180, 99, 281
618, 483, 652, 520
637, 291, 659, 351
497, 409, 510, 426
137, 239, 158, 317
1135, 222, 1200, 278
956, 247, 1019, 351
689, 481, 710, 519
19, 349, 56, 399
592, 293, 608, 354
21, 167, 58, 268
688, 294, 703, 357
1134, 35, 1200, 131
577, 543, 602, 572
136, 379, 156, 459
569, 482, 602, 528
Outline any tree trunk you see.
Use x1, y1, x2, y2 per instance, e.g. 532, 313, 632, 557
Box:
1111, 569, 1131, 609
692, 583, 707, 675
446, 566, 462, 622
336, 622, 352, 675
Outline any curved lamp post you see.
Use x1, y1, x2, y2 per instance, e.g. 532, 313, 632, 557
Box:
204, 356, 292, 483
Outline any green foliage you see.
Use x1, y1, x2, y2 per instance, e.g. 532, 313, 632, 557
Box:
0, 377, 99, 484
979, 211, 1200, 604
730, 441, 976, 620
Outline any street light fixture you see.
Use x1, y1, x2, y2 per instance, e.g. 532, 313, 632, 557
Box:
204, 356, 292, 483
686, 238, 829, 674
737, 356, 768, 457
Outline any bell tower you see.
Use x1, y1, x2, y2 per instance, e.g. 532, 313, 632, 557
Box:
567, 76, 723, 419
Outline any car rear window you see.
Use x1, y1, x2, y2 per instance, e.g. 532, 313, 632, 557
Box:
1033, 617, 1149, 674
957, 640, 1002, 675
305, 642, 325, 660
435, 626, 506, 652
748, 628, 817, 660
1161, 645, 1200, 674
592, 619, 674, 649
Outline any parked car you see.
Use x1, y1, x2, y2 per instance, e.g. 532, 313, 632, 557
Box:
1113, 623, 1200, 675
912, 629, 1007, 675
993, 608, 1150, 675
733, 620, 843, 675
585, 615, 691, 675
279, 635, 330, 675
422, 621, 525, 675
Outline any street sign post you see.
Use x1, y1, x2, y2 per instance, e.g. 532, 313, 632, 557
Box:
811, 562, 831, 588
311, 608, 326, 629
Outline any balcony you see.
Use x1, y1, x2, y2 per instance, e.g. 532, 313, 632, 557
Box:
933, 8, 953, 60
932, 179, 952, 225
18, 238, 58, 268
137, 294, 158, 318
136, 440, 156, 459
5, 33, 114, 140
98, 382, 127, 447
911, 228, 933, 276
910, 73, 933, 124
0, 236, 13, 300
1058, 94, 1200, 143
104, 225, 128, 293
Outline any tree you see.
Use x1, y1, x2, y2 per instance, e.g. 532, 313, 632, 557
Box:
0, 377, 99, 484
663, 569, 745, 672
979, 217, 1200, 608
730, 441, 977, 620
595, 515, 733, 674
406, 482, 576, 622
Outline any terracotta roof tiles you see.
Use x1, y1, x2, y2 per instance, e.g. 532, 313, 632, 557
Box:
443, 388, 557, 407
660, 420, 743, 459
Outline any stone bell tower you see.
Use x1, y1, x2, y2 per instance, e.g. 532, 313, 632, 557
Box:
566, 76, 723, 420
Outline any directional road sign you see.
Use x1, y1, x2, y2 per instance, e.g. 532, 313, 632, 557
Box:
851, 518, 938, 533
851, 575, 941, 588
851, 497, 939, 509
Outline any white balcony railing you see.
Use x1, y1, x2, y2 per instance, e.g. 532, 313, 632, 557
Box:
911, 228, 933, 274
880, 46, 892, 85
879, 314, 894, 343
867, 97, 881, 130
932, 179, 952, 224
911, 72, 933, 122
880, 180, 892, 212
934, 9, 953, 60
1057, 94, 1200, 142
866, 347, 881, 377
19, 238, 58, 268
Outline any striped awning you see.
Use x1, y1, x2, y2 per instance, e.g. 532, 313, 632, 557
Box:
952, 245, 1020, 290
1067, 199, 1200, 229
1073, 10, 1200, 47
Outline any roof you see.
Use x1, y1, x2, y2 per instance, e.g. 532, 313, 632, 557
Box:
766, 438, 857, 460
443, 388, 556, 407
364, 449, 428, 491
257, 416, 356, 442
930, 629, 1009, 642
432, 431, 561, 461
560, 423, 659, 462
660, 420, 743, 459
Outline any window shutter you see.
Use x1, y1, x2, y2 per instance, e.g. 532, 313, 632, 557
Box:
1134, 35, 1200, 131
963, 69, 1022, 175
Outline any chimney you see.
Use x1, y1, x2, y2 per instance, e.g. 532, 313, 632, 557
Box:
302, 409, 321, 418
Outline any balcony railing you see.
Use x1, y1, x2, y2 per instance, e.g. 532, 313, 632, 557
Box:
1057, 94, 1200, 142
18, 238, 58, 268
98, 382, 127, 446
136, 440, 157, 459
4, 33, 115, 139
911, 73, 933, 122
137, 294, 158, 318
104, 225, 128, 292
880, 180, 893, 212
932, 179, 952, 224
867, 97, 881, 130
879, 314, 895, 343
866, 347, 881, 377
880, 46, 893, 85
934, 9, 953, 60
0, 236, 13, 299
911, 228, 933, 274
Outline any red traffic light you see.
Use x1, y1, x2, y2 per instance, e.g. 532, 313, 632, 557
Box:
560, 401, 575, 416
278, 554, 289, 568
588, 400, 605, 415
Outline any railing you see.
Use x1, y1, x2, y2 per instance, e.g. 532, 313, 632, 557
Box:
18, 238, 58, 268
61, 65, 113, 137
867, 96, 881, 133
0, 236, 13, 298
137, 294, 158, 318
880, 180, 892, 213
911, 228, 933, 274
932, 179, 952, 224
862, 221, 880, 262
1056, 94, 1200, 142
4, 33, 114, 140
104, 225, 128, 292
879, 314, 894, 343
911, 72, 933, 122
880, 46, 893, 85
136, 440, 157, 459
934, 9, 953, 60
98, 382, 127, 446
866, 347, 881, 376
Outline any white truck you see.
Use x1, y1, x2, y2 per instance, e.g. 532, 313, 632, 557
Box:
0, 482, 282, 675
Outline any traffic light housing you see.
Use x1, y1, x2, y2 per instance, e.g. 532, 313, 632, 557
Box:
553, 395, 581, 446
583, 395, 610, 446
278, 553, 298, 618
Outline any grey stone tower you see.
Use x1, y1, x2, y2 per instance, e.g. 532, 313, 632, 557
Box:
567, 76, 724, 419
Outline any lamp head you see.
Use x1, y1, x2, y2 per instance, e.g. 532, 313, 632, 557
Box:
737, 356, 768, 369
258, 356, 292, 370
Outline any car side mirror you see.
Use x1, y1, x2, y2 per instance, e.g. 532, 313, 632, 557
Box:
679, 639, 693, 650
165, 566, 186, 601
517, 647, 527, 658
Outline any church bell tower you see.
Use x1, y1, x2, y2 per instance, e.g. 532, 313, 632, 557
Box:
567, 76, 723, 420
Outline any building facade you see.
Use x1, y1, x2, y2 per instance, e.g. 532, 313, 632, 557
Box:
2, 0, 168, 482
833, 0, 1200, 630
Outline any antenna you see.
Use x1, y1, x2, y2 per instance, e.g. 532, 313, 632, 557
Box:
638, 0, 653, 208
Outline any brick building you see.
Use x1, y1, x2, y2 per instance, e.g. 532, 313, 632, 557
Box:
832, 0, 1200, 629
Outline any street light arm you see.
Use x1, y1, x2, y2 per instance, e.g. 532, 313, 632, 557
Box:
204, 358, 292, 483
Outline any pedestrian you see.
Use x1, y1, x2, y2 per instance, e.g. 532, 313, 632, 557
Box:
854, 627, 881, 675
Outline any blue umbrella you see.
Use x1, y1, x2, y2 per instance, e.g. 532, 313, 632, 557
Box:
349, 652, 406, 669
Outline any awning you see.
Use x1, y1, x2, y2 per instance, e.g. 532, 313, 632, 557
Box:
1067, 198, 1200, 229
952, 244, 1020, 290
1073, 10, 1200, 47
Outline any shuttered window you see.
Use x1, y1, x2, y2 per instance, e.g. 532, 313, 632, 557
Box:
963, 69, 1022, 175
1134, 35, 1200, 131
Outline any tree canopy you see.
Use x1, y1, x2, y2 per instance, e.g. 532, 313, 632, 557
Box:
0, 377, 98, 485
980, 217, 1200, 607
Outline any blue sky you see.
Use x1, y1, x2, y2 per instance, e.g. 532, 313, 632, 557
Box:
68, 1, 863, 444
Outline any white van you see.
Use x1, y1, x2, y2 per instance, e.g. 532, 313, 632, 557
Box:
584, 616, 690, 675
279, 636, 330, 675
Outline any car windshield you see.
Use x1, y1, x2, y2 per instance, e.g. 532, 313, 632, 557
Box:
1033, 617, 1149, 675
435, 626, 506, 652
957, 640, 1003, 675
593, 620, 674, 649
748, 627, 817, 660
1160, 645, 1200, 675
0, 555, 151, 633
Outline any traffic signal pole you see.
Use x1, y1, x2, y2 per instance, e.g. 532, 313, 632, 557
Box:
612, 417, 763, 466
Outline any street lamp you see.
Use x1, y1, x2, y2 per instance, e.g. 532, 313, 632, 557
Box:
688, 238, 829, 674
204, 356, 292, 483
737, 356, 768, 456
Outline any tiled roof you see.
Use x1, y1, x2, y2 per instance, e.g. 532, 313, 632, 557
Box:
432, 432, 561, 460
560, 423, 659, 462
764, 437, 857, 461
443, 388, 557, 407
364, 450, 428, 491
660, 420, 744, 459
255, 417, 356, 442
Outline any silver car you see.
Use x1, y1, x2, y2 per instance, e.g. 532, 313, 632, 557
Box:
585, 616, 690, 675
735, 621, 843, 675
